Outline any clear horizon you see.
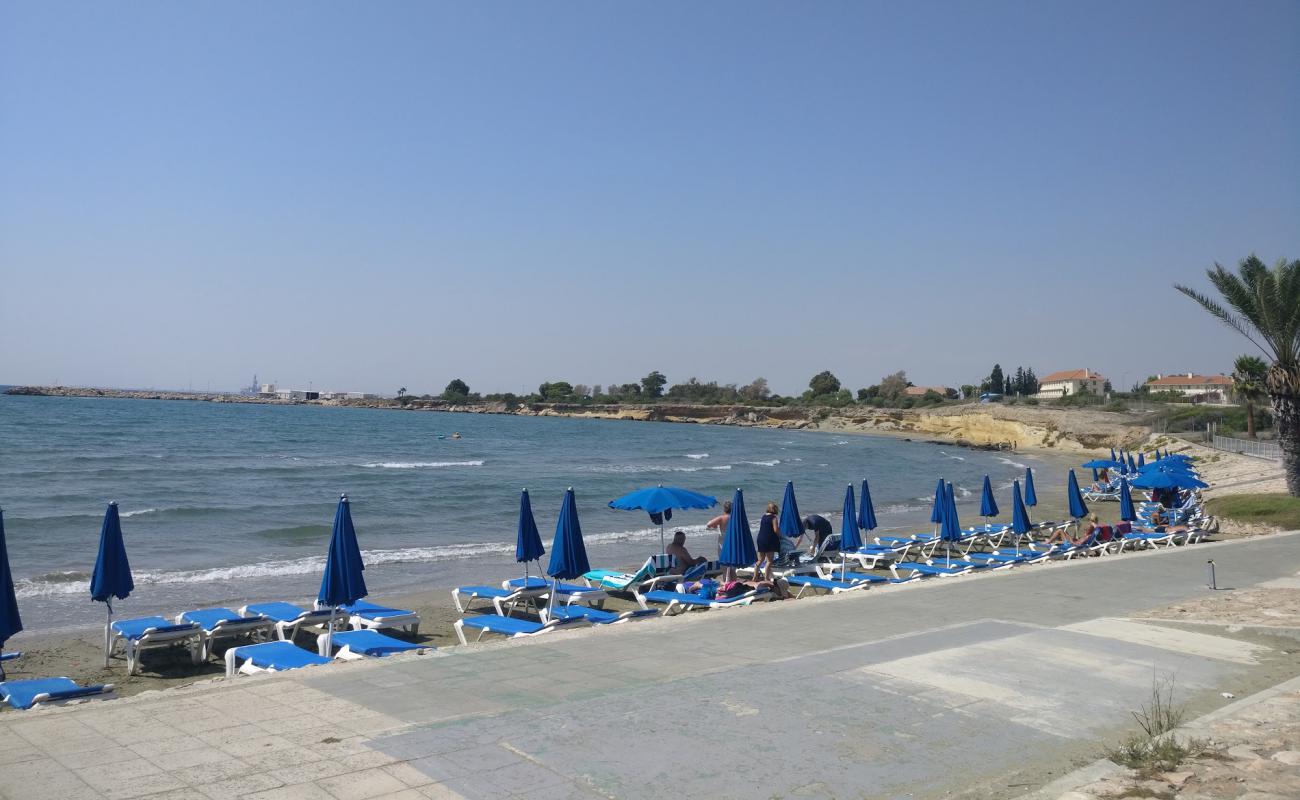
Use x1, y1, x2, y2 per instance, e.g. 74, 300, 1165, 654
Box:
2, 1, 1297, 397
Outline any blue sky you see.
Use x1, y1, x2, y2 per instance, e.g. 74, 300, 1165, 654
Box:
2, 1, 1297, 396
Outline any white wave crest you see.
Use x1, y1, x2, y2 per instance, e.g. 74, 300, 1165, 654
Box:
360, 460, 485, 469
997, 457, 1028, 469
880, 503, 924, 515
685, 453, 709, 460
119, 508, 157, 518
709, 465, 732, 470
741, 459, 780, 467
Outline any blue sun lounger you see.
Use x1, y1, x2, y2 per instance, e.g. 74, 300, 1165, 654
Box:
240, 602, 337, 641
0, 652, 21, 662
453, 614, 580, 645
340, 600, 421, 636
225, 640, 332, 678
109, 616, 204, 675
817, 567, 919, 585
0, 677, 114, 710
316, 629, 430, 659
890, 560, 975, 579
784, 575, 869, 598
451, 584, 547, 616
177, 607, 275, 660
503, 577, 608, 608
540, 605, 658, 625
637, 588, 769, 616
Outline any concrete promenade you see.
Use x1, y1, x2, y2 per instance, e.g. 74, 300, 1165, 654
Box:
4, 533, 1300, 800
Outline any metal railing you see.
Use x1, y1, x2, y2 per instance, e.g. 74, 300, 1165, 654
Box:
1207, 431, 1283, 460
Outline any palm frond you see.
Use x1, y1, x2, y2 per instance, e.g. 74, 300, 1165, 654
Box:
1175, 284, 1275, 360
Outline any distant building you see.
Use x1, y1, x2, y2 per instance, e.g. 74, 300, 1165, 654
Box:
1035, 369, 1107, 399
1145, 373, 1234, 404
258, 383, 278, 398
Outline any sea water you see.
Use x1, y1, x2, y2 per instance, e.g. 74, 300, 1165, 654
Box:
0, 394, 1080, 631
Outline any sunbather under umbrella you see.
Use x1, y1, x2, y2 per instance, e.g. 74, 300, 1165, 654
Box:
608, 485, 716, 554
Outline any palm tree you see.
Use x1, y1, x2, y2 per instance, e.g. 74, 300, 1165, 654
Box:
1177, 255, 1300, 496
1232, 355, 1268, 438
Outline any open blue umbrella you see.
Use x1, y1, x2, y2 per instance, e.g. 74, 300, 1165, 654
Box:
1131, 471, 1207, 490
1010, 480, 1031, 554
1119, 479, 1136, 522
547, 487, 590, 610
1081, 459, 1123, 469
858, 479, 878, 532
515, 489, 545, 584
319, 494, 368, 653
0, 508, 22, 679
778, 481, 804, 539
1067, 469, 1089, 521
979, 475, 999, 519
718, 488, 757, 569
608, 485, 717, 553
91, 501, 134, 667
1024, 468, 1038, 507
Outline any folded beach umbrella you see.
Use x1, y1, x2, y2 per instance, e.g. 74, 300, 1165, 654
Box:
930, 479, 946, 535
1116, 451, 1128, 475
778, 481, 804, 539
319, 494, 368, 653
979, 475, 999, 519
718, 489, 757, 569
1137, 452, 1146, 469
1119, 479, 1136, 522
1010, 480, 1031, 555
1066, 470, 1089, 523
1024, 468, 1038, 507
91, 501, 134, 667
548, 488, 591, 610
858, 479, 878, 533
608, 485, 717, 554
515, 489, 545, 584
941, 482, 962, 559
1091, 467, 1099, 483
839, 484, 861, 576
1127, 453, 1137, 473
0, 508, 22, 679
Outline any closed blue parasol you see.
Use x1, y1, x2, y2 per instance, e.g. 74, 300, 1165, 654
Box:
718, 489, 757, 568
778, 481, 804, 538
0, 508, 22, 678
1010, 480, 1031, 554
515, 489, 545, 583
547, 487, 591, 611
979, 475, 999, 519
91, 501, 134, 667
1067, 470, 1089, 520
1092, 467, 1099, 483
940, 482, 962, 560
319, 495, 368, 652
858, 479, 878, 532
929, 478, 946, 536
1127, 453, 1137, 473
840, 484, 862, 551
1137, 452, 1146, 469
1119, 479, 1136, 522
608, 485, 717, 553
1024, 468, 1038, 507
1110, 447, 1118, 462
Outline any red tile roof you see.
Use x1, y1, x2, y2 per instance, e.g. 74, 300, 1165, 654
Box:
1041, 369, 1105, 383
1146, 374, 1232, 387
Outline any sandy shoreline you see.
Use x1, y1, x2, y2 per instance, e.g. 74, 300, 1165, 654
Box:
1, 428, 1286, 708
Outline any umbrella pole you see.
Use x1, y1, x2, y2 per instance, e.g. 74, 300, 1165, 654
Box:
104, 606, 112, 668
326, 607, 336, 656
660, 522, 665, 556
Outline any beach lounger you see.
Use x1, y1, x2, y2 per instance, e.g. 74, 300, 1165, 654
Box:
504, 577, 608, 608
451, 584, 547, 616
340, 600, 420, 636
316, 629, 430, 660
109, 616, 204, 675
962, 549, 1051, 566
816, 567, 919, 585
889, 560, 974, 579
240, 602, 338, 641
177, 607, 275, 660
539, 605, 658, 625
838, 542, 911, 570
636, 588, 769, 616
0, 652, 20, 662
0, 678, 114, 710
784, 575, 869, 598
224, 640, 332, 678
453, 614, 579, 645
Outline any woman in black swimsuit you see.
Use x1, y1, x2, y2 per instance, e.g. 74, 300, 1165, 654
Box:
755, 501, 780, 582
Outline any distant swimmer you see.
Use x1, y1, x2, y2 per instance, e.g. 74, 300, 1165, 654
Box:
450, 432, 462, 439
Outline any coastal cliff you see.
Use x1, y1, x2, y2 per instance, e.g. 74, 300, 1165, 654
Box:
6, 385, 1148, 452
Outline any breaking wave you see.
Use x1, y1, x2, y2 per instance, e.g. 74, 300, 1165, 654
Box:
360, 460, 485, 469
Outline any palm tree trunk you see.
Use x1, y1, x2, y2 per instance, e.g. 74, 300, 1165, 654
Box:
1270, 391, 1300, 497
1247, 400, 1256, 439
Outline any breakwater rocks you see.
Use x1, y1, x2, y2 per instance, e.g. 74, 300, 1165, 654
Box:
5, 386, 1148, 451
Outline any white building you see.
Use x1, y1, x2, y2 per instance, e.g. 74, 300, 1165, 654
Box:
1145, 373, 1234, 404
1035, 369, 1107, 399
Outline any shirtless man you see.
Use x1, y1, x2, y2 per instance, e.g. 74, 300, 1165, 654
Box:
665, 530, 707, 570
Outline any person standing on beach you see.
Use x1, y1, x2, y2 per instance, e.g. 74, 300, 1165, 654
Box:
706, 500, 732, 553
755, 501, 781, 582
802, 514, 835, 554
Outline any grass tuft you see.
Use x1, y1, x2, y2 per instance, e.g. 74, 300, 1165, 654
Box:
1205, 493, 1300, 530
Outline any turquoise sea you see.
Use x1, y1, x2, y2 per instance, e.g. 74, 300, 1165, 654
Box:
0, 395, 1082, 631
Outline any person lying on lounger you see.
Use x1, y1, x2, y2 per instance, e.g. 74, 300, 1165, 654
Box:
666, 530, 707, 569
1140, 508, 1190, 535
1046, 514, 1099, 546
